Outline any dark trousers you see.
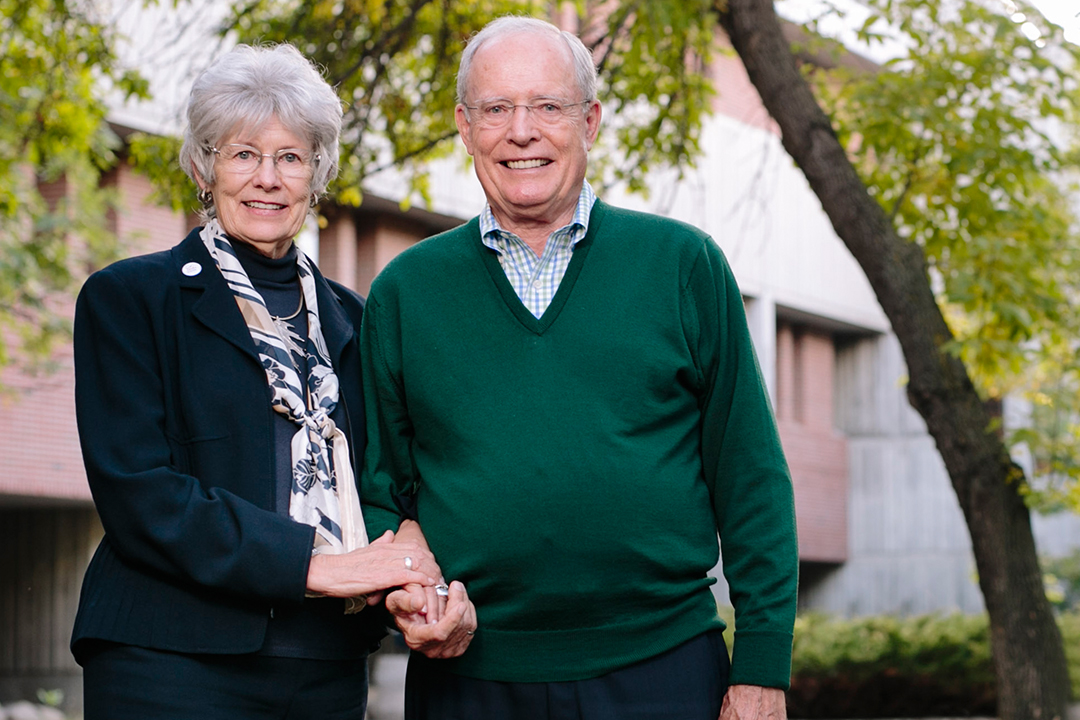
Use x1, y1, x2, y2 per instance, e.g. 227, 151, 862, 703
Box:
81, 642, 369, 720
405, 631, 730, 720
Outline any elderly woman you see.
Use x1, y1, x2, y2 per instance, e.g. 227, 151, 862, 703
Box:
70, 44, 474, 720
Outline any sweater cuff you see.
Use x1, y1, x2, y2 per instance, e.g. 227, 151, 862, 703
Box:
729, 630, 794, 690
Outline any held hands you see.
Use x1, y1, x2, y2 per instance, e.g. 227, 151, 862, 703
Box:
719, 685, 787, 720
375, 518, 478, 659
385, 580, 478, 659
305, 530, 438, 599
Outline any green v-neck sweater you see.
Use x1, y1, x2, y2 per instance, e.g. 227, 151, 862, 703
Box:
361, 200, 797, 687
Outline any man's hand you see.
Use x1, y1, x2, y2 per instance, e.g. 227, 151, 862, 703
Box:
386, 580, 477, 659
719, 685, 787, 720
378, 520, 446, 615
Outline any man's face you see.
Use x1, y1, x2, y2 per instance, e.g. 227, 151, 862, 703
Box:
455, 32, 601, 234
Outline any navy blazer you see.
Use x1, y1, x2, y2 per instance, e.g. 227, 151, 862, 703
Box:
70, 228, 375, 659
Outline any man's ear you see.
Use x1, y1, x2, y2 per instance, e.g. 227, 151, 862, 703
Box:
455, 105, 476, 157
583, 100, 602, 150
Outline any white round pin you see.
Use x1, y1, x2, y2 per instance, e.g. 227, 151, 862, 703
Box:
182, 262, 202, 277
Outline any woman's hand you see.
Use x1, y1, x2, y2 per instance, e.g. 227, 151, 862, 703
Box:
384, 519, 447, 618
386, 580, 477, 659
305, 530, 438, 599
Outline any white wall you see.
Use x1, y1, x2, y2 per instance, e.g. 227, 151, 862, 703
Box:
602, 113, 889, 335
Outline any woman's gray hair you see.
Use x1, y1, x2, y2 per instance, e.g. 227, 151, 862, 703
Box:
179, 44, 343, 219
456, 17, 598, 105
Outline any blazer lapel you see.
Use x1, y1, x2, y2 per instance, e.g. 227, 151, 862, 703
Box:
313, 267, 353, 368
173, 229, 261, 362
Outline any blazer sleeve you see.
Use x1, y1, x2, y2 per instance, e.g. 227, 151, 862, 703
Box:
74, 263, 315, 605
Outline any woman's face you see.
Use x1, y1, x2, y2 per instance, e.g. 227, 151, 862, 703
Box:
198, 116, 314, 259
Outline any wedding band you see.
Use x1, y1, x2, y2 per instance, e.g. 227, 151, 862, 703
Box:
466, 630, 475, 636
435, 583, 450, 597
404, 556, 414, 570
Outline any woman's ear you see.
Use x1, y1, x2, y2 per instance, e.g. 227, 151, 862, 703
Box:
191, 164, 208, 191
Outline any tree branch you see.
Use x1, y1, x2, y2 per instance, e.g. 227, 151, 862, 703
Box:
333, 0, 432, 88
365, 128, 459, 176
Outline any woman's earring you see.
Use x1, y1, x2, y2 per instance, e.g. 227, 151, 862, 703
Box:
197, 188, 213, 206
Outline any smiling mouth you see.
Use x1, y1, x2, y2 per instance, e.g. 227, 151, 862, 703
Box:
504, 159, 551, 169
244, 201, 286, 210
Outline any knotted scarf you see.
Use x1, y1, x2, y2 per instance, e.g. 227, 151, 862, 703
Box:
199, 221, 369, 591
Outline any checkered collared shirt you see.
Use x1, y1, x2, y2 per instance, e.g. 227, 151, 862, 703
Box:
480, 182, 597, 318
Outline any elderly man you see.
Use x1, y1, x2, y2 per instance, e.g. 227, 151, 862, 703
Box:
362, 15, 797, 720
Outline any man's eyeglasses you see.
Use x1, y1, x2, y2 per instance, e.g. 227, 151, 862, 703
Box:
464, 100, 591, 129
211, 144, 319, 178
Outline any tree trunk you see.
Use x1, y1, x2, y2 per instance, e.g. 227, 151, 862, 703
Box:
715, 1, 1071, 718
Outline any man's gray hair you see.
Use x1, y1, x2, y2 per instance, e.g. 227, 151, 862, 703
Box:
456, 16, 598, 105
179, 44, 343, 218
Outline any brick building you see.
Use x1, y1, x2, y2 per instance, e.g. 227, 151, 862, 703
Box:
3, 22, 1079, 719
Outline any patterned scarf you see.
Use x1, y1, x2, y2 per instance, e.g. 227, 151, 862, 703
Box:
200, 221, 369, 565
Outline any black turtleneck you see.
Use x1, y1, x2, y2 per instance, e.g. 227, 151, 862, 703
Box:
231, 239, 308, 517
230, 240, 307, 336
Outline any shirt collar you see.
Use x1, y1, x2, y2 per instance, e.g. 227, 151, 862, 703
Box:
480, 181, 597, 250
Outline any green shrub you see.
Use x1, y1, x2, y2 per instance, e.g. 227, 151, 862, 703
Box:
718, 607, 1080, 716
788, 612, 997, 718
1060, 611, 1080, 700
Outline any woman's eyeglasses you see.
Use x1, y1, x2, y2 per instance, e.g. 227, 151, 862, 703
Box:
211, 144, 319, 178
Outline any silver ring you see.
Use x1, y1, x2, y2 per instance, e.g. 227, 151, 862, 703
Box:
404, 556, 414, 570
435, 583, 450, 597
466, 630, 475, 636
